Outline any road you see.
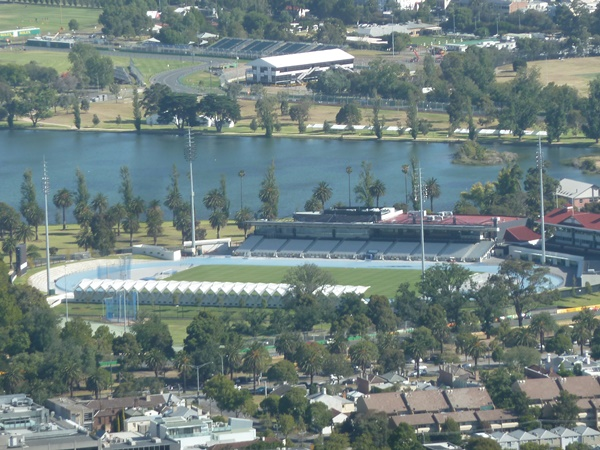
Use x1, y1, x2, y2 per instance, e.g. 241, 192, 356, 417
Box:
151, 63, 210, 94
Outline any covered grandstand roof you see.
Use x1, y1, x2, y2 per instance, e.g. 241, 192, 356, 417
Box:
74, 278, 369, 298
250, 48, 354, 69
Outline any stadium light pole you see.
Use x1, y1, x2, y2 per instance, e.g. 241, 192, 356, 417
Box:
42, 158, 51, 295
239, 169, 245, 210
537, 136, 546, 264
346, 166, 352, 207
184, 128, 197, 255
419, 168, 426, 279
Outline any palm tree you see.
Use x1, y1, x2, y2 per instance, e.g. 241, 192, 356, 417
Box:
3, 362, 24, 394
2, 236, 17, 266
53, 188, 73, 230
76, 226, 94, 251
124, 197, 145, 246
304, 196, 322, 212
15, 222, 34, 245
27, 244, 41, 260
402, 164, 410, 205
242, 341, 271, 392
224, 333, 244, 380
174, 351, 192, 392
348, 340, 378, 377
203, 188, 226, 212
91, 193, 109, 215
467, 339, 488, 369
529, 312, 558, 349
235, 207, 253, 238
63, 360, 83, 397
369, 179, 386, 208
573, 308, 598, 355
313, 181, 333, 210
108, 203, 126, 236
145, 349, 167, 378
86, 368, 110, 399
425, 177, 441, 211
209, 210, 228, 239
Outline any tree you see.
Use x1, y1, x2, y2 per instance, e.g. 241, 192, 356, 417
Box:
306, 402, 333, 434
15, 222, 34, 245
473, 275, 508, 338
543, 83, 578, 143
405, 327, 435, 377
146, 201, 164, 245
498, 68, 542, 140
367, 295, 397, 333
369, 179, 386, 208
420, 263, 473, 325
258, 161, 279, 220
497, 259, 557, 327
278, 387, 309, 421
235, 207, 253, 238
68, 43, 113, 89
242, 341, 271, 392
68, 19, 80, 31
199, 94, 242, 132
86, 368, 111, 399
296, 341, 328, 385
407, 100, 419, 140
267, 360, 298, 384
583, 76, 600, 143
132, 87, 142, 132
19, 169, 43, 240
312, 182, 333, 210
424, 178, 441, 211
289, 100, 312, 133
529, 312, 558, 349
255, 95, 278, 137
354, 161, 375, 207
336, 103, 362, 126
550, 390, 580, 428
464, 437, 502, 450
109, 83, 120, 103
388, 422, 425, 450
73, 101, 81, 129
2, 236, 17, 267
349, 340, 379, 377
158, 92, 199, 129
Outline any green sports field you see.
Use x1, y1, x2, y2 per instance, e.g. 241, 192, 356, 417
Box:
167, 264, 422, 298
0, 4, 101, 37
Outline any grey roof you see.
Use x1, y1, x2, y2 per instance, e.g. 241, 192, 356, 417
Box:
557, 178, 599, 199
508, 430, 538, 442
490, 432, 519, 443
551, 427, 580, 438
530, 428, 560, 439
573, 426, 600, 436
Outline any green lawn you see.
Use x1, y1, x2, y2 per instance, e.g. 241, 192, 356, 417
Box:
168, 264, 421, 298
0, 50, 196, 85
0, 4, 101, 36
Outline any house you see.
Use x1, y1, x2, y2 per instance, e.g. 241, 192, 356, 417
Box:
46, 396, 93, 429
557, 375, 600, 398
356, 392, 409, 416
550, 427, 580, 449
512, 378, 561, 405
357, 374, 393, 394
403, 390, 450, 414
573, 425, 600, 445
433, 411, 478, 432
390, 413, 436, 433
475, 409, 519, 431
438, 364, 477, 388
490, 431, 520, 449
444, 387, 494, 411
529, 428, 561, 448
307, 389, 356, 414
542, 207, 600, 255
508, 430, 538, 449
556, 179, 600, 211
504, 226, 540, 246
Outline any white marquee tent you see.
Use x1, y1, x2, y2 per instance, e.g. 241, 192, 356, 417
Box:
74, 278, 370, 308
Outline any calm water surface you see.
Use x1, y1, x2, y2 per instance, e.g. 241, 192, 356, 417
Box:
2, 130, 600, 220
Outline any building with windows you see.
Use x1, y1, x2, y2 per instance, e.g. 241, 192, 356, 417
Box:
556, 178, 600, 211
247, 48, 354, 84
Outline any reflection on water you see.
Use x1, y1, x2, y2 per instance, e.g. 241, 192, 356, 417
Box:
1, 131, 599, 220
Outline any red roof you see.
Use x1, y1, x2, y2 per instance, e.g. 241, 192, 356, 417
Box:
544, 206, 600, 231
504, 226, 540, 242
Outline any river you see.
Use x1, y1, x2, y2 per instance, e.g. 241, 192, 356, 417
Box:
1, 130, 599, 221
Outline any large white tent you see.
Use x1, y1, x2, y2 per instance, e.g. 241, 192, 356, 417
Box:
74, 278, 370, 308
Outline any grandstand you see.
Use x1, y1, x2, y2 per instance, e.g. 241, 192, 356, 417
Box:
202, 37, 339, 59
233, 207, 525, 263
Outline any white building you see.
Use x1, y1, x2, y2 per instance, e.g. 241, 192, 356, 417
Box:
247, 49, 354, 84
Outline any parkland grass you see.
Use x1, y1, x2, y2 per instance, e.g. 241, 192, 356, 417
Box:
0, 4, 101, 36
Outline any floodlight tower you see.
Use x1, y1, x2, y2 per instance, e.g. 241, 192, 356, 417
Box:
184, 128, 197, 255
537, 136, 546, 264
418, 167, 426, 279
42, 158, 51, 295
